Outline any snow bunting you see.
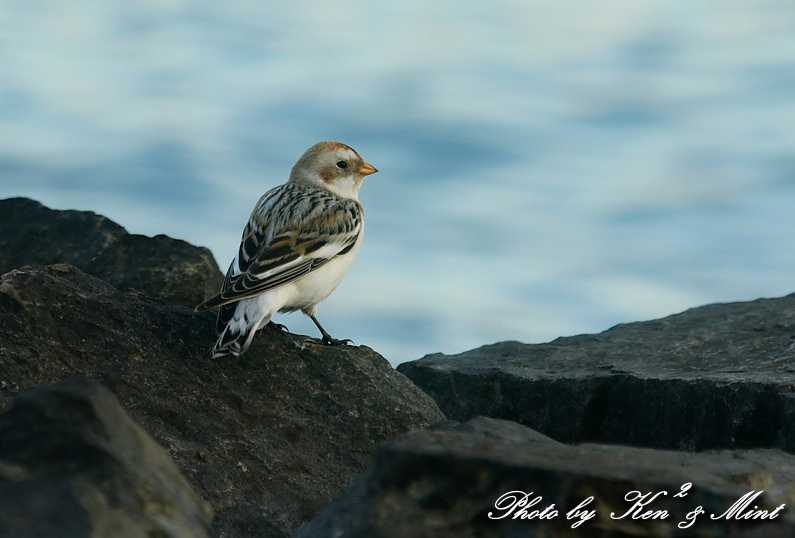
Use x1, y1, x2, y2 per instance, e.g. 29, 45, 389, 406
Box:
196, 141, 377, 358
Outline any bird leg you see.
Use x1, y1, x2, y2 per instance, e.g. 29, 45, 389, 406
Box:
309, 314, 353, 346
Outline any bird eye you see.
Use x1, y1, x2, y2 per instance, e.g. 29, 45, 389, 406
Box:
336, 161, 347, 169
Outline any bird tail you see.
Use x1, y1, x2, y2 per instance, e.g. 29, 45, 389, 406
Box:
209, 299, 271, 359
209, 320, 259, 358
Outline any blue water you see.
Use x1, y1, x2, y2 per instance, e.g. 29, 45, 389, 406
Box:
1, 1, 794, 365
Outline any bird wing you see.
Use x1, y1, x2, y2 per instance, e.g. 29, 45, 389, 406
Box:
196, 184, 362, 311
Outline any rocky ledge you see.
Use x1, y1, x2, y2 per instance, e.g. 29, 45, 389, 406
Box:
297, 417, 795, 538
2, 196, 795, 538
0, 197, 443, 538
0, 197, 223, 307
398, 297, 795, 451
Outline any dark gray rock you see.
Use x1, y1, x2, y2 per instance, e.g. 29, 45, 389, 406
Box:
296, 417, 795, 538
0, 379, 213, 538
398, 295, 795, 451
0, 197, 223, 307
0, 264, 444, 538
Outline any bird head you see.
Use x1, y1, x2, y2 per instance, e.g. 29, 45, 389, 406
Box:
288, 141, 377, 199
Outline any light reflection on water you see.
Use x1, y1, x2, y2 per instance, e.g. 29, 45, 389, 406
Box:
1, 1, 794, 364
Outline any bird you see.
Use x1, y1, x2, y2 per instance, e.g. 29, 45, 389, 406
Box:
195, 141, 377, 358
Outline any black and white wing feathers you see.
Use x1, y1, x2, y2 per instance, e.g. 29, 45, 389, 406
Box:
196, 183, 362, 313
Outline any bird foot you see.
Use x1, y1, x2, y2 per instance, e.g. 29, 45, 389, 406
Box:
267, 321, 289, 333
321, 336, 353, 346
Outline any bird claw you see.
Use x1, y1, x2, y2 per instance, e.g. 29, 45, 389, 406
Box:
322, 336, 353, 346
267, 321, 289, 333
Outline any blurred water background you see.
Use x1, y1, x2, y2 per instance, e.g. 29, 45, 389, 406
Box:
1, 1, 794, 365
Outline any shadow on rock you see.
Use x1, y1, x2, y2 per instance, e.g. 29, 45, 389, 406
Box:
0, 379, 213, 538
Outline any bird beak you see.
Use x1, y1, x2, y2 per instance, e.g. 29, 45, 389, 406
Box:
358, 162, 378, 176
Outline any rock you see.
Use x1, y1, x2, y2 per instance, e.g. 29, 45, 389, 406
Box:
0, 197, 223, 307
398, 295, 795, 451
0, 265, 444, 538
296, 416, 795, 538
0, 379, 213, 538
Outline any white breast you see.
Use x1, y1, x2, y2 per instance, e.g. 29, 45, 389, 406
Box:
278, 231, 363, 313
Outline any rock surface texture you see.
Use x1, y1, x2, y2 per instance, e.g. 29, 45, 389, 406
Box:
0, 379, 213, 538
0, 197, 445, 538
398, 295, 795, 451
5, 197, 795, 538
296, 417, 795, 538
0, 264, 443, 537
0, 197, 223, 307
